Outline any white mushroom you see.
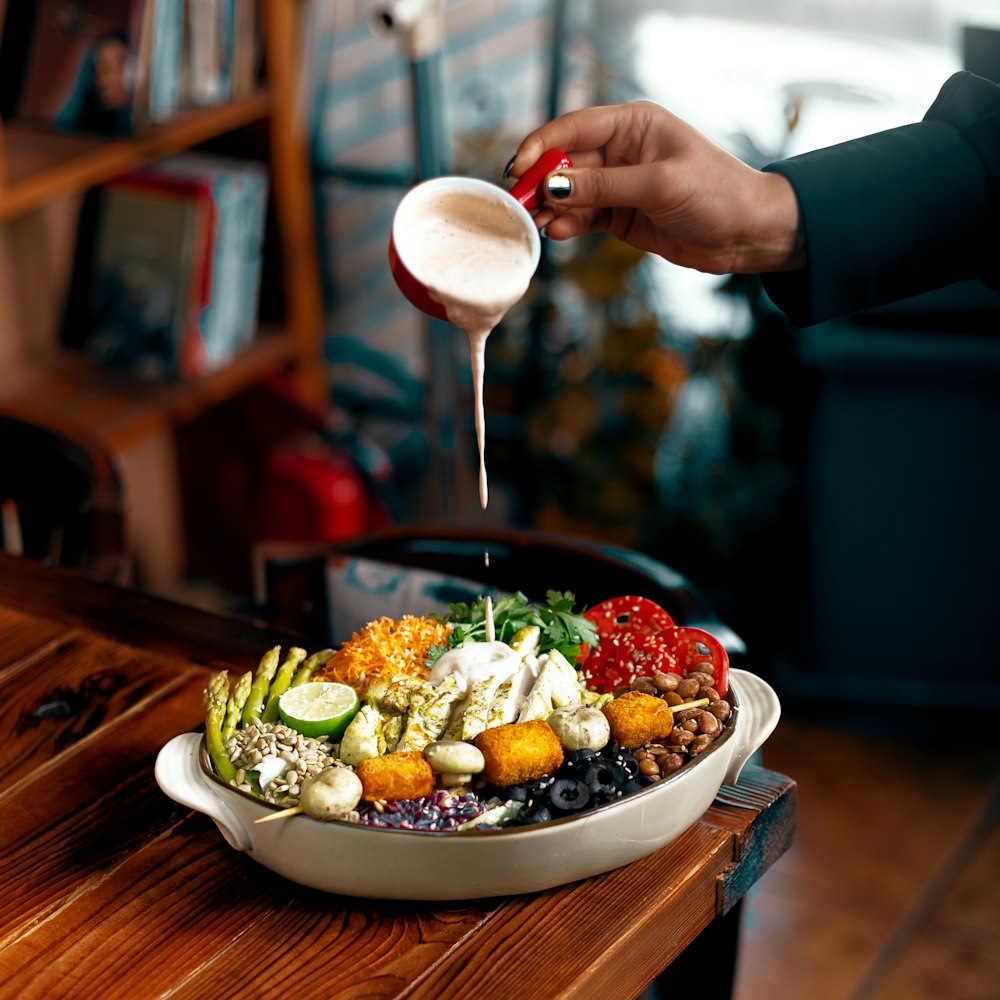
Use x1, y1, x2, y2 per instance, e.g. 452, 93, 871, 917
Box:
547, 705, 612, 752
299, 766, 363, 820
423, 739, 486, 775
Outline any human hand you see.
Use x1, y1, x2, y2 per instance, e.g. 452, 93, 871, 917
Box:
506, 100, 804, 275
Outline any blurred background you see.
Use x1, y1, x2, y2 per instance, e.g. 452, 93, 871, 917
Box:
2, 1, 999, 997
290, 0, 1000, 719
305, 5, 1000, 996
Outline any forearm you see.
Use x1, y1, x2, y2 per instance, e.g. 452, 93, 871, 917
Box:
737, 170, 805, 275
760, 71, 1000, 327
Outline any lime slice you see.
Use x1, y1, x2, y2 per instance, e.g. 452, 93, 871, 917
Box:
277, 681, 360, 740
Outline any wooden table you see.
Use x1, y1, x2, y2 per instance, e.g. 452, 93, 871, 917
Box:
0, 553, 796, 1000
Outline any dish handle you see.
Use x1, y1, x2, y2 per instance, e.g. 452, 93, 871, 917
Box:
155, 732, 251, 852
723, 668, 781, 786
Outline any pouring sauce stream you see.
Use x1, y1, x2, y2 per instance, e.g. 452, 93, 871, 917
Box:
396, 188, 536, 509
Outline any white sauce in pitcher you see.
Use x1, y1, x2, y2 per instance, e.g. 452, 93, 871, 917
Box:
396, 186, 536, 509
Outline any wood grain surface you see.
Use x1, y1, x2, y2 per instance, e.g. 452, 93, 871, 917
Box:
0, 552, 795, 1000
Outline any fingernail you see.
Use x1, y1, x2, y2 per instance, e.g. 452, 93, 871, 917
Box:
539, 224, 550, 239
502, 155, 516, 180
546, 174, 573, 200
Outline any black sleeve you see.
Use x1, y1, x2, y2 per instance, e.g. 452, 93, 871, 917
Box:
759, 71, 1000, 327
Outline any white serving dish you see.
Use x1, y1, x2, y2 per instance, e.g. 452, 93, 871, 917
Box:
155, 668, 779, 900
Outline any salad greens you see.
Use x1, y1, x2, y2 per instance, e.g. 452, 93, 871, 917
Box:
428, 591, 599, 666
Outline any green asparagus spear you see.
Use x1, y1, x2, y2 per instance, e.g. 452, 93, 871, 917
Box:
204, 669, 228, 704
261, 647, 308, 724
241, 646, 281, 727
290, 648, 336, 688
205, 681, 236, 782
222, 670, 253, 741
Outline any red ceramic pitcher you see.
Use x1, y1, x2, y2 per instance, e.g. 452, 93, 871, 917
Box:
389, 149, 572, 321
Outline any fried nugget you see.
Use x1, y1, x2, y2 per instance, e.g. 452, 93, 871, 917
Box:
602, 691, 674, 749
355, 750, 436, 802
475, 720, 564, 788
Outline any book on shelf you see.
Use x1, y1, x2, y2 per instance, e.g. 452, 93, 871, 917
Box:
147, 0, 186, 124
157, 152, 270, 374
0, 0, 254, 135
231, 0, 260, 100
7, 0, 150, 136
63, 168, 217, 381
62, 153, 269, 382
181, 0, 259, 107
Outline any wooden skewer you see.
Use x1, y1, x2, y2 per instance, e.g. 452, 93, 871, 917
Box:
254, 805, 304, 824
671, 698, 710, 713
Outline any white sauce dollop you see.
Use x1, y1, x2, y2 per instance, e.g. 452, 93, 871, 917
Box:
428, 640, 523, 689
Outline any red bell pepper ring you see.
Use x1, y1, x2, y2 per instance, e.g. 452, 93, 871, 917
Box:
654, 625, 729, 698
584, 595, 676, 635
578, 595, 677, 691
578, 632, 643, 693
578, 595, 675, 665
577, 595, 729, 697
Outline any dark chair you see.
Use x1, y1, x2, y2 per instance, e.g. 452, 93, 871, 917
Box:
0, 406, 131, 584
253, 523, 744, 657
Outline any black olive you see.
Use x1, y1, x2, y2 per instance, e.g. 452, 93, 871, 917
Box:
524, 806, 552, 824
506, 784, 529, 803
584, 759, 625, 789
549, 778, 590, 812
584, 761, 610, 786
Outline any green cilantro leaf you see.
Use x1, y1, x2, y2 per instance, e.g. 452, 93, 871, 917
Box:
432, 590, 598, 664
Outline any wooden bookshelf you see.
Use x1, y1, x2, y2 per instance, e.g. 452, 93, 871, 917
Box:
0, 0, 325, 424
0, 0, 327, 592
0, 329, 297, 452
0, 92, 274, 223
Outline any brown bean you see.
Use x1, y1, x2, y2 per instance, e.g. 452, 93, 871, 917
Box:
664, 691, 683, 707
709, 701, 731, 721
653, 671, 679, 692
689, 671, 714, 687
689, 735, 713, 755
631, 676, 658, 695
682, 719, 700, 733
638, 758, 660, 777
700, 687, 721, 702
677, 677, 701, 698
697, 711, 721, 736
670, 727, 694, 746
660, 753, 685, 773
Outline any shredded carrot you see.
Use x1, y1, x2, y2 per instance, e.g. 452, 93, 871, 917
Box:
313, 615, 451, 695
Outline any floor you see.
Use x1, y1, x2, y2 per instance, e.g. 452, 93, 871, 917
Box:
731, 710, 1000, 1000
